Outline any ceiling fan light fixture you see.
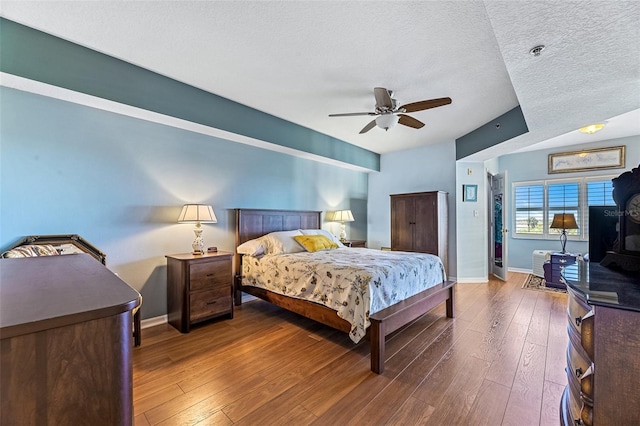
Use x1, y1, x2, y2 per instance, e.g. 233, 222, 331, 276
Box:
375, 114, 399, 131
579, 123, 605, 134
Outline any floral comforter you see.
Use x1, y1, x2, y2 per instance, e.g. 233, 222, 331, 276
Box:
241, 248, 446, 343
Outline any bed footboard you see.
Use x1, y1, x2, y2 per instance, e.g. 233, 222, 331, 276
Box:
369, 280, 455, 374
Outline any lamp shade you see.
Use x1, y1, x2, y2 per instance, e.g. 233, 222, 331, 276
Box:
178, 204, 217, 224
550, 213, 578, 230
375, 114, 399, 131
333, 210, 354, 222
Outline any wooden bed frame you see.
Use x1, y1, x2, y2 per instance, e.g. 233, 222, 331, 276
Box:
234, 208, 455, 374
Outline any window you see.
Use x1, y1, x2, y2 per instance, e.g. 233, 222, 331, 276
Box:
548, 182, 580, 236
513, 176, 616, 240
515, 184, 544, 234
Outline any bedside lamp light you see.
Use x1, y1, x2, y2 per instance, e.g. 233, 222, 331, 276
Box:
333, 209, 354, 243
550, 213, 579, 254
178, 204, 217, 255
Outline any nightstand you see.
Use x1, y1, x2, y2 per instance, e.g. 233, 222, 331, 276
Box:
166, 251, 233, 333
344, 240, 366, 248
545, 252, 576, 289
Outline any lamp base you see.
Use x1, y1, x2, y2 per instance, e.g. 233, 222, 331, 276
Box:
339, 222, 347, 243
559, 230, 568, 254
192, 228, 205, 255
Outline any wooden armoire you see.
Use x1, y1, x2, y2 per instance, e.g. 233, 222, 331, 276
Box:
390, 191, 448, 272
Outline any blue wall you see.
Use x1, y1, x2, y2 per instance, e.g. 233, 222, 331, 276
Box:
367, 141, 458, 278
498, 137, 640, 270
0, 87, 368, 319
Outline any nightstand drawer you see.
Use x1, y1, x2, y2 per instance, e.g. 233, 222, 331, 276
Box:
190, 261, 230, 291
190, 287, 232, 322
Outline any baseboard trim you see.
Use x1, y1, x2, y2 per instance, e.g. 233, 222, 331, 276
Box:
141, 314, 167, 329
456, 277, 489, 283
509, 267, 532, 274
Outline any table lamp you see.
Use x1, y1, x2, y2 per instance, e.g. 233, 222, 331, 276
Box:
178, 204, 217, 255
333, 210, 354, 243
550, 213, 579, 253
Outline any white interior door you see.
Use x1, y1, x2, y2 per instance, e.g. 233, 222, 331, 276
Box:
490, 173, 508, 281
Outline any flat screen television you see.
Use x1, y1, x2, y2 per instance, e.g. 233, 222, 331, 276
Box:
588, 206, 619, 262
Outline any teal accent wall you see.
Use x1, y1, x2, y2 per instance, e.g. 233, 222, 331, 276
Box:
455, 106, 528, 160
0, 17, 380, 171
0, 87, 369, 319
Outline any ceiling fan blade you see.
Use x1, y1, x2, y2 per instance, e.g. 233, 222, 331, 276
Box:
374, 87, 393, 110
329, 112, 376, 117
400, 97, 452, 113
398, 114, 425, 129
359, 120, 377, 134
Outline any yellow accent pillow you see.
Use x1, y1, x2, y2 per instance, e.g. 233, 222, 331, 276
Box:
294, 234, 339, 252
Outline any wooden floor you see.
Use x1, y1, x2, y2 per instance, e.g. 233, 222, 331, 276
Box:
133, 272, 568, 426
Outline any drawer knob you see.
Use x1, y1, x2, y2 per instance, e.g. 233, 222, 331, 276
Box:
575, 309, 595, 327
206, 301, 217, 305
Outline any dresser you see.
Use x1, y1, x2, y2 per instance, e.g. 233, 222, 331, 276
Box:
560, 261, 640, 426
0, 254, 141, 425
166, 251, 233, 333
390, 191, 448, 272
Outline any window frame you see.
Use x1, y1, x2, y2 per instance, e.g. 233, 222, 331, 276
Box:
512, 175, 616, 241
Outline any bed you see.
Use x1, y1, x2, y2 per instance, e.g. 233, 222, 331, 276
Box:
234, 209, 455, 374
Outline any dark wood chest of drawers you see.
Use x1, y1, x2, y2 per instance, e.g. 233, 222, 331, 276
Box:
1, 255, 140, 425
560, 262, 640, 426
166, 251, 233, 333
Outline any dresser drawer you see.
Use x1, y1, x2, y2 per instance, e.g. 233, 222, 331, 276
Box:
567, 288, 595, 358
190, 287, 232, 322
566, 343, 593, 402
566, 368, 593, 426
190, 260, 230, 291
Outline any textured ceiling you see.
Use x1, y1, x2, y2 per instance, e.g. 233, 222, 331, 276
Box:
1, 1, 638, 159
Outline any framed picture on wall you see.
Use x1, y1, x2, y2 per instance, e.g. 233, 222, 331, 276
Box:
463, 184, 478, 202
548, 145, 625, 174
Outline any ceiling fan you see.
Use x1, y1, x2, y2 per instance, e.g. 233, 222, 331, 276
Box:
329, 87, 452, 134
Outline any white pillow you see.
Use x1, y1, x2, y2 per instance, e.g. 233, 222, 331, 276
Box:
300, 228, 346, 247
236, 237, 266, 256
262, 230, 305, 254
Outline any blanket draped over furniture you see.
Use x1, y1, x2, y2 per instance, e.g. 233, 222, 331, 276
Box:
234, 209, 455, 374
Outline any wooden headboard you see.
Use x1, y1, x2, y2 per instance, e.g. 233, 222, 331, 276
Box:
234, 208, 321, 273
